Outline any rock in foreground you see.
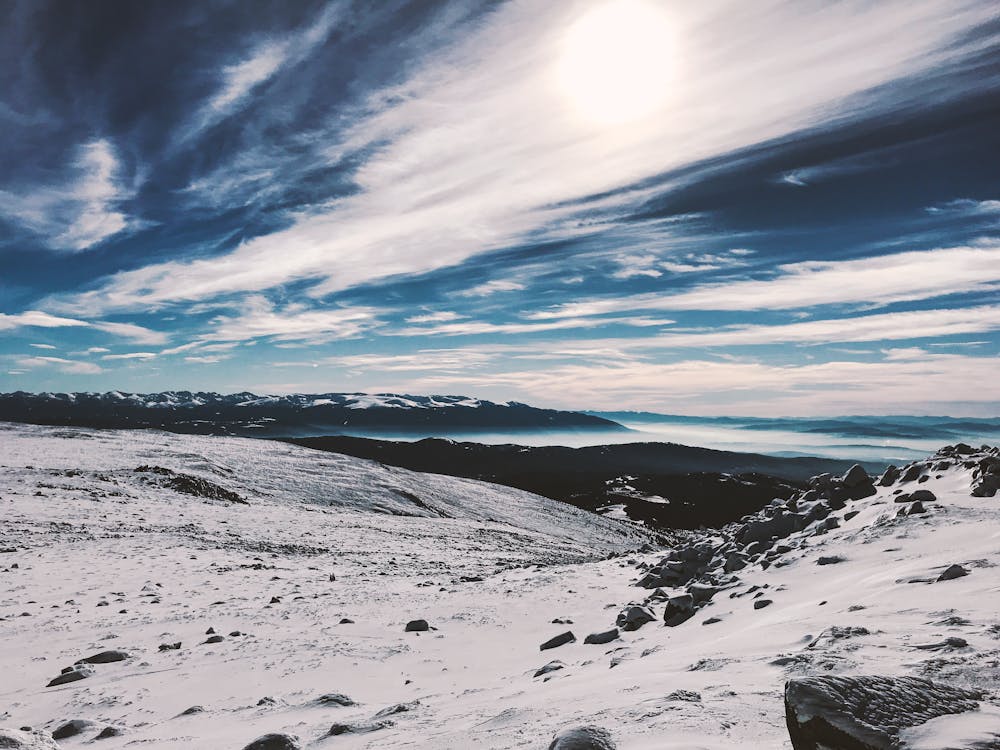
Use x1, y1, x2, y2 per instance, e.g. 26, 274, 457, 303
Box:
784, 675, 988, 749
549, 725, 617, 749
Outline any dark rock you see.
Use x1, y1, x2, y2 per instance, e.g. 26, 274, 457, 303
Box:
900, 464, 925, 482
913, 637, 968, 650
540, 631, 576, 651
46, 665, 93, 687
615, 605, 655, 632
315, 693, 355, 706
663, 594, 696, 627
702, 616, 722, 625
687, 583, 719, 605
548, 725, 616, 750
339, 617, 354, 624
816, 556, 845, 566
94, 726, 124, 740
907, 501, 926, 515
373, 700, 420, 718
784, 675, 986, 749
908, 489, 936, 502
937, 564, 969, 582
534, 660, 565, 677
844, 510, 860, 521
241, 733, 302, 750
841, 465, 869, 488
178, 706, 204, 716
74, 649, 129, 665
584, 628, 620, 645
666, 689, 702, 702
203, 635, 225, 644
51, 720, 93, 740
158, 641, 181, 651
754, 599, 773, 610
0, 728, 59, 748
404, 619, 429, 632
327, 721, 390, 736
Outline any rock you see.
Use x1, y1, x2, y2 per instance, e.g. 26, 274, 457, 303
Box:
373, 700, 420, 718
404, 619, 429, 632
844, 510, 860, 521
907, 501, 926, 515
754, 599, 773, 610
94, 726, 124, 740
51, 720, 93, 740
158, 641, 181, 651
46, 665, 93, 687
937, 564, 969, 582
816, 556, 845, 566
0, 727, 60, 748
909, 489, 936, 502
241, 733, 302, 750
841, 464, 869, 488
327, 721, 390, 736
584, 628, 620, 645
663, 594, 695, 627
548, 725, 616, 750
615, 605, 655, 631
74, 649, 129, 665
702, 616, 722, 625
178, 706, 204, 716
203, 634, 225, 644
315, 693, 355, 706
338, 617, 354, 624
913, 637, 968, 650
540, 631, 576, 651
666, 689, 702, 702
900, 464, 924, 482
534, 660, 565, 677
687, 583, 719, 605
784, 675, 986, 749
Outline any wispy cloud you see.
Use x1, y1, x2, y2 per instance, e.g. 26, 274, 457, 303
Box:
16, 356, 102, 375
0, 139, 137, 252
202, 296, 379, 343
456, 280, 526, 297
101, 352, 158, 361
51, 0, 999, 313
531, 243, 1000, 318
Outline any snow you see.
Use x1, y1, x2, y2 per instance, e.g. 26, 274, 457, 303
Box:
1, 423, 998, 749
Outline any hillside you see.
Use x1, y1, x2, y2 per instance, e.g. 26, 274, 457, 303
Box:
1, 424, 999, 749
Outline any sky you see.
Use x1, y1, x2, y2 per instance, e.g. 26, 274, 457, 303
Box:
1, 0, 999, 416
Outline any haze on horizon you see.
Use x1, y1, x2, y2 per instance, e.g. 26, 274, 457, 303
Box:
1, 0, 998, 417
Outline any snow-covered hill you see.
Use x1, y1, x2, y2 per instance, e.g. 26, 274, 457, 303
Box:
1, 425, 998, 749
0, 391, 624, 436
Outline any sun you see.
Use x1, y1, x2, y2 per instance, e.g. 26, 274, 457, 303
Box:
555, 0, 675, 126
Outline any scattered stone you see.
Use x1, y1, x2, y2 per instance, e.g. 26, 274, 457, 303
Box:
241, 733, 302, 750
663, 594, 696, 627
46, 665, 93, 687
0, 727, 59, 748
373, 700, 420, 719
203, 634, 225, 644
158, 642, 181, 651
784, 675, 987, 749
51, 720, 93, 740
877, 465, 900, 486
315, 693, 355, 706
666, 689, 701, 702
909, 489, 937, 502
327, 721, 390, 736
913, 637, 969, 650
540, 631, 576, 651
548, 725, 616, 750
178, 706, 204, 716
404, 619, 429, 632
754, 599, 773, 610
584, 628, 620, 645
534, 660, 565, 678
74, 649, 129, 665
615, 605, 655, 632
94, 726, 124, 740
339, 617, 354, 624
206, 627, 216, 634
937, 564, 969, 582
841, 464, 869, 488
269, 596, 281, 604
702, 616, 722, 625
816, 556, 845, 566
256, 697, 276, 706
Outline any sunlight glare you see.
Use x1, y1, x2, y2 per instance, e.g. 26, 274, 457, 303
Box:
555, 0, 675, 127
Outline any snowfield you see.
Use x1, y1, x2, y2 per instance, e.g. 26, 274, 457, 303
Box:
1, 423, 999, 749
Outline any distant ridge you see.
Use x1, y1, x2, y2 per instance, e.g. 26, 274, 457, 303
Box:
0, 390, 624, 436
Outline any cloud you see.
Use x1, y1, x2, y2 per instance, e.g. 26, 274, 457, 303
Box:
925, 198, 1000, 217
101, 352, 157, 361
202, 296, 379, 343
393, 315, 675, 338
0, 308, 166, 344
0, 139, 137, 252
531, 243, 1000, 318
405, 311, 463, 324
612, 254, 662, 279
0, 310, 91, 331
456, 280, 527, 298
16, 356, 102, 375
50, 0, 999, 313
29, 343, 57, 350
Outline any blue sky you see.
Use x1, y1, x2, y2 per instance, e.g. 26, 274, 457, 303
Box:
1, 0, 999, 415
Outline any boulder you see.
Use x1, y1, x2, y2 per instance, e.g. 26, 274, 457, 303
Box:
51, 720, 94, 740
900, 464, 924, 482
540, 631, 576, 651
241, 734, 302, 750
840, 464, 869, 488
784, 675, 986, 749
315, 693, 355, 706
937, 564, 969, 582
327, 721, 390, 736
75, 649, 129, 665
908, 489, 936, 503
663, 594, 695, 627
0, 728, 60, 748
548, 725, 616, 750
46, 665, 93, 687
615, 605, 655, 632
534, 660, 565, 677
877, 465, 900, 486
583, 628, 620, 645
404, 619, 430, 632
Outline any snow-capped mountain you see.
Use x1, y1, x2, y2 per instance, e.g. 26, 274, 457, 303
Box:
1, 424, 998, 749
0, 390, 623, 436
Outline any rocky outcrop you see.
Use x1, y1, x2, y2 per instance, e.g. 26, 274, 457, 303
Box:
0, 728, 60, 748
784, 675, 987, 749
548, 725, 617, 750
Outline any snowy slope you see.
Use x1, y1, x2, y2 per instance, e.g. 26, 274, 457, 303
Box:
1, 425, 998, 749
